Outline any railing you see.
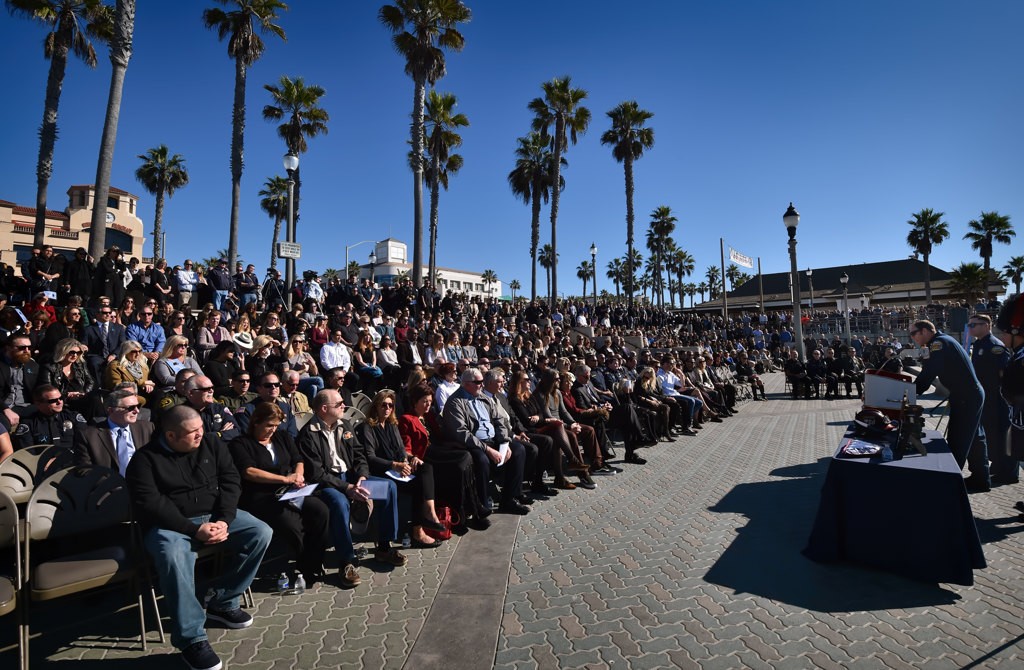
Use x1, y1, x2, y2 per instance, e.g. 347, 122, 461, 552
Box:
12, 224, 34, 234
49, 229, 79, 240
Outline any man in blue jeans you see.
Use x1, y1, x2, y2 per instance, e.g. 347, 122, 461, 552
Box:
206, 258, 234, 312
127, 405, 271, 670
298, 389, 406, 589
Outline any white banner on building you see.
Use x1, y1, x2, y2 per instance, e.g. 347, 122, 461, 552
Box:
729, 247, 754, 269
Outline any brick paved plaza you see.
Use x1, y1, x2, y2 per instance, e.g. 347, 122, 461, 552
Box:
3, 372, 1023, 669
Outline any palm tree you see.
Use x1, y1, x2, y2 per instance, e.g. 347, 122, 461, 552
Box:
8, 0, 114, 246
949, 262, 989, 304
645, 205, 677, 308
201, 248, 239, 271
87, 0, 135, 259
697, 281, 708, 303
203, 0, 288, 270
725, 263, 742, 292
1003, 255, 1024, 295
529, 76, 591, 308
624, 248, 643, 301
347, 260, 361, 279
538, 243, 557, 299
964, 211, 1015, 300
262, 74, 329, 227
508, 279, 520, 302
705, 266, 721, 300
576, 260, 593, 299
508, 131, 564, 302
258, 175, 288, 270
322, 267, 340, 284
606, 258, 623, 298
480, 269, 497, 296
906, 208, 949, 303
600, 100, 654, 308
669, 247, 694, 308
683, 282, 697, 308
379, 0, 471, 288
422, 89, 468, 285
135, 145, 189, 260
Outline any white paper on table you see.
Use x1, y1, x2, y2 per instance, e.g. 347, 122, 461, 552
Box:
386, 469, 415, 482
278, 483, 318, 501
496, 441, 511, 467
361, 479, 391, 500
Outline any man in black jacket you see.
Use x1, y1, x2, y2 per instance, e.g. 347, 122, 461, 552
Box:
0, 333, 40, 428
297, 389, 404, 588
126, 405, 272, 670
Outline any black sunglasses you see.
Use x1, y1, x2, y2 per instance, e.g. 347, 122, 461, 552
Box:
262, 382, 282, 388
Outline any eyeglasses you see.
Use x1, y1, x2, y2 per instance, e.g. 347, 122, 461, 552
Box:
42, 397, 63, 404
468, 379, 483, 385
67, 351, 82, 357
99, 310, 111, 315
381, 402, 394, 409
176, 343, 187, 348
262, 382, 282, 388
145, 301, 157, 306
69, 312, 81, 317
236, 378, 251, 384
967, 322, 985, 328
117, 404, 140, 413
14, 345, 31, 351
142, 312, 153, 317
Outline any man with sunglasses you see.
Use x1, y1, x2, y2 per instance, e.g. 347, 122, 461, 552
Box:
73, 389, 155, 475
0, 334, 41, 427
969, 314, 1013, 486
217, 370, 257, 412
184, 375, 240, 443
911, 319, 988, 490
127, 306, 166, 363
82, 304, 127, 378
13, 384, 87, 450
235, 372, 297, 438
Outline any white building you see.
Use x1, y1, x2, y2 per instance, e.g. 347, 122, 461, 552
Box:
358, 238, 504, 299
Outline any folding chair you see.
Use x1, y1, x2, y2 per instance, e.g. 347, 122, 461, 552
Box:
349, 392, 373, 417
0, 445, 74, 505
24, 466, 164, 661
0, 489, 24, 670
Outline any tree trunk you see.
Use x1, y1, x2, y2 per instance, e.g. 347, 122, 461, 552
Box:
270, 214, 282, 270
624, 155, 634, 307
549, 115, 564, 308
529, 184, 541, 303
33, 26, 73, 247
88, 0, 135, 260
227, 56, 247, 271
428, 155, 440, 286
411, 78, 426, 288
923, 251, 932, 303
151, 185, 165, 260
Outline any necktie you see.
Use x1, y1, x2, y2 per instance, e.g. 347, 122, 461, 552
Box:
101, 322, 110, 356
116, 427, 133, 475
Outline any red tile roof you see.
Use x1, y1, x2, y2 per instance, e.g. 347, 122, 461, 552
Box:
67, 184, 140, 199
9, 204, 69, 220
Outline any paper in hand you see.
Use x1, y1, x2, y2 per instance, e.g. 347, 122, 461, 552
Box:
496, 441, 511, 467
386, 469, 415, 482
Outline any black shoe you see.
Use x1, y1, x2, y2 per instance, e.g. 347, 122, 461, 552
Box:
421, 518, 447, 532
964, 477, 991, 493
625, 453, 647, 465
516, 495, 536, 505
710, 416, 723, 423
182, 640, 222, 670
679, 428, 698, 436
532, 483, 559, 497
468, 516, 491, 531
1014, 501, 1024, 512
498, 501, 530, 515
577, 478, 596, 490
591, 464, 616, 476
476, 506, 492, 518
206, 607, 253, 629
605, 464, 623, 473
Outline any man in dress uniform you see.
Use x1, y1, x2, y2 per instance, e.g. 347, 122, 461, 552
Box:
994, 296, 1024, 509
13, 384, 87, 450
911, 319, 988, 488
969, 314, 1013, 486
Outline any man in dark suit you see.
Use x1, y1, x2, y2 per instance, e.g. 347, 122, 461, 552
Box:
81, 304, 126, 381
396, 326, 423, 374
74, 389, 155, 475
0, 333, 41, 427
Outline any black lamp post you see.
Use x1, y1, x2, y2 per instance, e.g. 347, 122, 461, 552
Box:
806, 267, 814, 311
589, 242, 597, 310
840, 272, 851, 344
784, 203, 804, 360
369, 250, 377, 283
283, 151, 299, 309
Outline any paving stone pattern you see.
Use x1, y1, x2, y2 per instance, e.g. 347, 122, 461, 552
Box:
4, 371, 1023, 668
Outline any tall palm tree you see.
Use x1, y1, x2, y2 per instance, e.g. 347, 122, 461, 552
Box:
262, 74, 329, 227
949, 262, 988, 305
576, 260, 593, 299
725, 263, 742, 292
347, 260, 362, 279
964, 211, 1015, 300
322, 267, 340, 284
480, 269, 497, 296
135, 145, 189, 260
1003, 255, 1024, 295
508, 279, 520, 302
258, 175, 288, 270
705, 266, 721, 300
423, 89, 468, 285
529, 76, 591, 308
507, 131, 564, 302
606, 258, 623, 298
697, 281, 708, 303
669, 247, 694, 308
203, 0, 288, 270
906, 208, 949, 303
683, 282, 697, 308
8, 0, 114, 246
600, 100, 654, 308
538, 243, 557, 299
379, 0, 471, 288
646, 205, 677, 308
88, 0, 135, 259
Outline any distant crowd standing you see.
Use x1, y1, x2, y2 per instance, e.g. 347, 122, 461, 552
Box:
4, 242, 1020, 670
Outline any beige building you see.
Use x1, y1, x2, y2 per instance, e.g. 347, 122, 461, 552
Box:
358, 238, 504, 299
0, 184, 146, 265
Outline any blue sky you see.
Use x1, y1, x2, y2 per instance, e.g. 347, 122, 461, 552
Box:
2, 1, 1021, 298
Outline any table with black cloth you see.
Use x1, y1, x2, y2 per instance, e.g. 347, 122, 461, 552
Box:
804, 426, 986, 586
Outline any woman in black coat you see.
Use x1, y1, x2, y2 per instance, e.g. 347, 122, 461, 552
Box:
357, 389, 446, 547
229, 401, 330, 581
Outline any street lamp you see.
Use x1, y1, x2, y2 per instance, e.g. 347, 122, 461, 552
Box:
806, 267, 814, 311
344, 240, 376, 278
783, 203, 805, 360
368, 250, 377, 283
283, 151, 299, 309
840, 272, 852, 344
590, 242, 597, 310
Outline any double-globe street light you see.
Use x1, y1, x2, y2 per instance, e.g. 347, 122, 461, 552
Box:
590, 242, 597, 310
784, 203, 805, 361
283, 152, 299, 310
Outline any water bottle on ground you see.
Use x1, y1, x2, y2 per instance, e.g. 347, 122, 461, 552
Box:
401, 533, 411, 549
293, 572, 306, 595
277, 572, 290, 594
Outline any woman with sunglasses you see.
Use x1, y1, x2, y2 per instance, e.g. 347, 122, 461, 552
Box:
283, 336, 323, 400
196, 311, 233, 362
151, 335, 203, 393
358, 390, 446, 548
116, 297, 136, 326
39, 304, 85, 362
40, 337, 96, 413
105, 340, 156, 398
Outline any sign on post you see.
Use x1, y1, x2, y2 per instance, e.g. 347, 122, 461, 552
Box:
277, 242, 301, 259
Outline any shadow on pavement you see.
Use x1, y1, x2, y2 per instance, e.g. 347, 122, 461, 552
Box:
975, 515, 1024, 544
704, 459, 960, 612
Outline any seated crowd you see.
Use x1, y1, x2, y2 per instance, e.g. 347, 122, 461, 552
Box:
1, 246, 774, 670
